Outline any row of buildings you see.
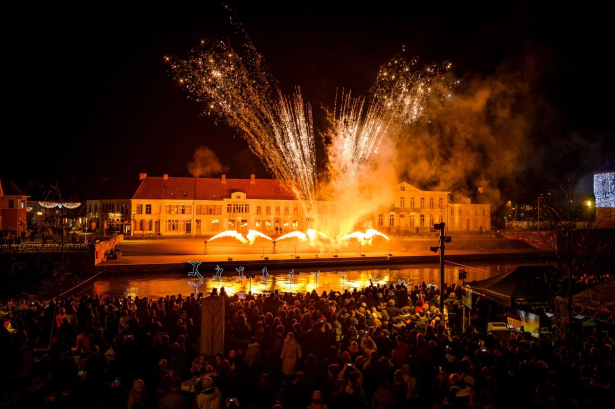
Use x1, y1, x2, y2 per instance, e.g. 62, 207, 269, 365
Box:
86, 173, 492, 237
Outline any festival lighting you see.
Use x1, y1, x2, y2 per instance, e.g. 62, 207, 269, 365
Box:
594, 171, 615, 208
39, 201, 81, 209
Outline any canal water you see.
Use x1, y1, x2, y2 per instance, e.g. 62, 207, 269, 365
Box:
76, 259, 559, 299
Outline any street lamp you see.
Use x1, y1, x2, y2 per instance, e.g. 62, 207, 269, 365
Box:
586, 200, 592, 227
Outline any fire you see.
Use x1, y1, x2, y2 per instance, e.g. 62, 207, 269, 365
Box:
246, 229, 273, 245
276, 231, 308, 241
208, 230, 248, 244
339, 228, 390, 245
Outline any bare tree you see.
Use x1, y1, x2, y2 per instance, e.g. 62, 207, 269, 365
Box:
531, 178, 614, 338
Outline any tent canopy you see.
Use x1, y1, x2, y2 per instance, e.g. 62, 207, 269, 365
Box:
467, 265, 564, 308
573, 281, 615, 318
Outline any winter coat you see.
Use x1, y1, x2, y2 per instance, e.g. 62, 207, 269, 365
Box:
196, 387, 221, 409
280, 342, 302, 375
244, 342, 261, 366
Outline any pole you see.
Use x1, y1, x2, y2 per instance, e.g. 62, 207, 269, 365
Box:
537, 197, 540, 231
439, 223, 445, 312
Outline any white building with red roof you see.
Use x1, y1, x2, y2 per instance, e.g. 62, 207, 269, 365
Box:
129, 173, 330, 236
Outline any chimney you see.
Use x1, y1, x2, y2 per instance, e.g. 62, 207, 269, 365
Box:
250, 174, 255, 184
163, 174, 169, 180
139, 173, 147, 180
221, 174, 226, 184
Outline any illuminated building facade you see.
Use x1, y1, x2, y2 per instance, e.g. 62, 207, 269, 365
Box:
129, 174, 331, 236
119, 175, 491, 237
0, 179, 29, 235
376, 183, 491, 234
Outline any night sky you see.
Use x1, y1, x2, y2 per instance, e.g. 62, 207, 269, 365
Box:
4, 2, 613, 199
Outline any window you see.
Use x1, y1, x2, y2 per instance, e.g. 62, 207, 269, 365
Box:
483, 218, 487, 228
136, 204, 143, 215
378, 214, 383, 227
458, 208, 462, 215
20, 201, 25, 209
257, 206, 262, 215
8, 199, 15, 208
439, 198, 443, 208
474, 219, 478, 229
482, 207, 486, 216
429, 215, 434, 226
420, 198, 425, 208
430, 198, 434, 208
400, 186, 405, 191
410, 214, 415, 227
410, 198, 415, 208
145, 204, 151, 214
439, 215, 443, 224
420, 215, 425, 227
451, 207, 454, 215
294, 207, 299, 215
186, 220, 192, 233
400, 197, 405, 207
266, 207, 271, 215
210, 219, 219, 231
275, 207, 280, 215
265, 221, 271, 230
293, 220, 299, 230
466, 207, 470, 216
165, 220, 178, 231
284, 207, 289, 216
389, 214, 395, 227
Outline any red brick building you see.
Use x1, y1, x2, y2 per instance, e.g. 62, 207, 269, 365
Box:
0, 179, 29, 235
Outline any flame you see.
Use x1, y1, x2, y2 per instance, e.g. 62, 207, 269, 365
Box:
277, 231, 308, 241
208, 230, 248, 244
246, 229, 273, 245
339, 228, 390, 245
307, 229, 330, 242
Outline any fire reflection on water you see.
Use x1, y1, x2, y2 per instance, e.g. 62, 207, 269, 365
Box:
76, 261, 556, 299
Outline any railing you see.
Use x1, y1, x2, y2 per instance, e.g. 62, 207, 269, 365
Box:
0, 243, 91, 252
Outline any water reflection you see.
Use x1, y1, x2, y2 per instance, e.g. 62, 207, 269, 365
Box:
77, 260, 557, 299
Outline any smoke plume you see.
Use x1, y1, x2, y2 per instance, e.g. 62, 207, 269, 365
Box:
187, 146, 229, 177
395, 59, 543, 205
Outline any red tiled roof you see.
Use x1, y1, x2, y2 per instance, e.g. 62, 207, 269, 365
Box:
132, 177, 299, 201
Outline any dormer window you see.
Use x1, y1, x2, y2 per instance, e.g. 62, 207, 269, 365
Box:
400, 186, 405, 191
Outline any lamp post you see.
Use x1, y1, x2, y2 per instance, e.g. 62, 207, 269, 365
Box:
586, 200, 592, 227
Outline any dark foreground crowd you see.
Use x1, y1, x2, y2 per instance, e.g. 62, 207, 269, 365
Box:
0, 281, 613, 409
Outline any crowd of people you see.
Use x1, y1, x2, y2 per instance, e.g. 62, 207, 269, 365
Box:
0, 280, 613, 409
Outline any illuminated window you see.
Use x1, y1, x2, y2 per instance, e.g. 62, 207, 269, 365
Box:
292, 220, 298, 230
256, 220, 261, 228
265, 221, 271, 229
210, 219, 219, 231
